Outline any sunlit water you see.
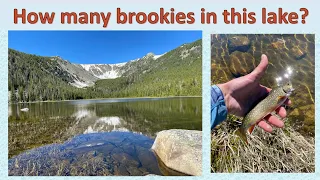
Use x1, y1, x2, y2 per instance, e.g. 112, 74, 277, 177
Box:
8, 97, 202, 176
211, 34, 314, 137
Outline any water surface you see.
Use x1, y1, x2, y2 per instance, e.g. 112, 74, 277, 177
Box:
8, 97, 202, 176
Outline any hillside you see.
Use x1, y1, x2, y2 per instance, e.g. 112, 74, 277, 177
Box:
8, 49, 90, 102
93, 40, 202, 97
8, 39, 202, 102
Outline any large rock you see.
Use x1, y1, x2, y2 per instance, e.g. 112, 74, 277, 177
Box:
151, 129, 202, 176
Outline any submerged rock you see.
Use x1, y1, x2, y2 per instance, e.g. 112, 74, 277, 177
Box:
20, 108, 29, 112
151, 129, 202, 176
271, 39, 286, 50
228, 36, 251, 53
290, 46, 306, 60
228, 51, 256, 77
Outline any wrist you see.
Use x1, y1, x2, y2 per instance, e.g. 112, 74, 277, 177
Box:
217, 83, 232, 114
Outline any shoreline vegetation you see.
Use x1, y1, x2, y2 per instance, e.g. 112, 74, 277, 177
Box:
211, 119, 315, 173
9, 96, 202, 105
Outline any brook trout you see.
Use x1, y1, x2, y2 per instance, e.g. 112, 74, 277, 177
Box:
236, 81, 294, 143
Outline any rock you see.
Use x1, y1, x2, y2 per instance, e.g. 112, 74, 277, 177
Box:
290, 46, 306, 60
136, 146, 162, 175
111, 153, 140, 167
271, 39, 286, 50
228, 52, 256, 77
20, 108, 29, 112
228, 36, 251, 53
151, 129, 202, 176
114, 164, 129, 176
126, 166, 142, 175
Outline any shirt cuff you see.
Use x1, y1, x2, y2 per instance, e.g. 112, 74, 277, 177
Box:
211, 85, 228, 129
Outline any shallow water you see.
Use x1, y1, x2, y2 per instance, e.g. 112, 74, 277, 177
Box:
8, 97, 202, 176
211, 34, 315, 137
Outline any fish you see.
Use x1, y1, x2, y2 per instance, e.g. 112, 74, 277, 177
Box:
236, 80, 294, 144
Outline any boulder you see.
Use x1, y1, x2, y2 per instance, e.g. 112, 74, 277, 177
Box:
290, 46, 306, 60
151, 129, 202, 176
228, 36, 251, 53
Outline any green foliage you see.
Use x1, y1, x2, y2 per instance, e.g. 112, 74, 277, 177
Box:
8, 39, 202, 102
93, 39, 202, 98
8, 49, 92, 102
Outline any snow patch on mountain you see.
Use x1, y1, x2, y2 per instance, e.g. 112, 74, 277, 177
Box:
71, 80, 90, 88
80, 63, 126, 79
79, 53, 164, 80
154, 53, 166, 59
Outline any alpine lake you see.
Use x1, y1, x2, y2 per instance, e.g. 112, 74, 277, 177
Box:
8, 97, 202, 176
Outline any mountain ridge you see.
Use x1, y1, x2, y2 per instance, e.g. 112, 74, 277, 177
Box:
8, 39, 202, 102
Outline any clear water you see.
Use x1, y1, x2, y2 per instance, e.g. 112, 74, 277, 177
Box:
8, 97, 202, 176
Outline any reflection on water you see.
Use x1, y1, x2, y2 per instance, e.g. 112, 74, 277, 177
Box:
8, 97, 201, 175
211, 34, 314, 136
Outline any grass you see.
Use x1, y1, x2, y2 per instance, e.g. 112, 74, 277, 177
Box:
211, 116, 315, 173
8, 116, 77, 158
9, 148, 115, 176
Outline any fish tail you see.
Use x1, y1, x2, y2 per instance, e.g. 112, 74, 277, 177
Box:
235, 128, 248, 144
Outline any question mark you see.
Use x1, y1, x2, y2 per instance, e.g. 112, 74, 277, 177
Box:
300, 8, 309, 24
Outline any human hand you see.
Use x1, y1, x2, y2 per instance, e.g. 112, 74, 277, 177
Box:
217, 54, 291, 133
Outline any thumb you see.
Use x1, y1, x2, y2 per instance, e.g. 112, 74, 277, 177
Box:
250, 54, 268, 80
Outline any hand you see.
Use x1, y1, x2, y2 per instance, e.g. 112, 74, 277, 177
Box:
217, 54, 291, 133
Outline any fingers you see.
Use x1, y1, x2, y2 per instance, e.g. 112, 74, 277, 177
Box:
257, 120, 272, 132
284, 98, 292, 106
265, 115, 284, 128
250, 54, 269, 80
257, 114, 285, 133
275, 106, 286, 118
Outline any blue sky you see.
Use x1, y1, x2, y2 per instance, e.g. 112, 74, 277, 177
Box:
9, 31, 202, 64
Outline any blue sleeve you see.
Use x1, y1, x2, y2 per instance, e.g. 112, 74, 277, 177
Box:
211, 85, 228, 129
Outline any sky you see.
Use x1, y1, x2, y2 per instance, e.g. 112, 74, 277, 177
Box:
9, 31, 202, 64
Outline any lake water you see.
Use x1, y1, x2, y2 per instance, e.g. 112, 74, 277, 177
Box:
8, 97, 202, 176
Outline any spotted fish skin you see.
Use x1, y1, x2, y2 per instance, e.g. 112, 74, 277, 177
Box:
236, 83, 293, 143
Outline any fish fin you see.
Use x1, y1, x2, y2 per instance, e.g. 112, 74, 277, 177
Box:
235, 128, 248, 144
277, 96, 286, 101
248, 124, 256, 134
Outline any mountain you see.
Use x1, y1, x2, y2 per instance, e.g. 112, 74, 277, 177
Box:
8, 39, 202, 102
51, 56, 98, 88
89, 40, 202, 97
78, 52, 165, 81
80, 63, 125, 79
